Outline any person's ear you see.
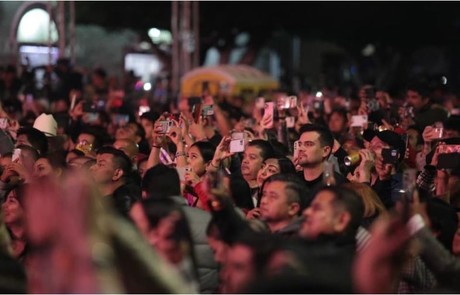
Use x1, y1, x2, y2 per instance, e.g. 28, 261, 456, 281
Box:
334, 211, 351, 233
322, 145, 332, 158
288, 202, 300, 217
112, 168, 124, 181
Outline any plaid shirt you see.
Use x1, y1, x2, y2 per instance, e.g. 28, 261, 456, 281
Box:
416, 165, 436, 193
397, 256, 437, 293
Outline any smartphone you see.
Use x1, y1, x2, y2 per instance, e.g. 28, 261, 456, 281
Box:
263, 102, 274, 128
113, 114, 129, 126
286, 116, 295, 128
381, 148, 399, 165
158, 120, 174, 134
293, 140, 299, 160
436, 144, 460, 169
202, 105, 214, 117
0, 118, 8, 129
138, 106, 150, 116
230, 138, 245, 153
350, 115, 368, 127
176, 166, 192, 182
192, 103, 202, 123
12, 148, 21, 162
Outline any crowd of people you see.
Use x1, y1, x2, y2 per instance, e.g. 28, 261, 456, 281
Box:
0, 58, 460, 293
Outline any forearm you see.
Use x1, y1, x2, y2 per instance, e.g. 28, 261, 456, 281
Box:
214, 105, 231, 136
146, 146, 161, 170
175, 142, 188, 167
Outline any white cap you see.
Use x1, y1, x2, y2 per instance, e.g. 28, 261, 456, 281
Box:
33, 113, 57, 137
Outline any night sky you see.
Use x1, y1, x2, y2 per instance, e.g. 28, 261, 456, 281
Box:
75, 1, 460, 51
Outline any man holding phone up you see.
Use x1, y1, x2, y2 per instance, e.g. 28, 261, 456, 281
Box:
350, 130, 406, 209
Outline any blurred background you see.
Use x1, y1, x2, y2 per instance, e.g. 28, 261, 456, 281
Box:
1, 1, 459, 99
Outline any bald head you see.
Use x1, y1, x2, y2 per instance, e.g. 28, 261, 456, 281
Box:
113, 138, 139, 163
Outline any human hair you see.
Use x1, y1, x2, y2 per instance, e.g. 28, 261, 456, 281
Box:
299, 123, 334, 150
16, 144, 40, 161
270, 155, 297, 175
96, 146, 132, 180
142, 164, 181, 198
39, 151, 67, 171
78, 127, 102, 150
316, 185, 364, 237
406, 82, 430, 99
130, 121, 146, 140
190, 141, 216, 163
341, 182, 386, 228
341, 182, 386, 218
16, 127, 48, 155
230, 229, 282, 275
140, 197, 198, 280
263, 173, 310, 214
140, 111, 160, 123
247, 140, 276, 161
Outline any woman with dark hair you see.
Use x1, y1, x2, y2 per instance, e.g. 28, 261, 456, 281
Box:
182, 141, 216, 208
246, 155, 297, 219
131, 198, 199, 292
33, 152, 67, 179
1, 185, 28, 263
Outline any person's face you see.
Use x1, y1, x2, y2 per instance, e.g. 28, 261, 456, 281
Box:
222, 244, 255, 293
369, 136, 390, 160
77, 133, 96, 146
187, 145, 207, 176
19, 149, 37, 172
113, 139, 137, 162
207, 236, 229, 264
141, 118, 154, 140
2, 190, 24, 225
406, 90, 428, 110
298, 131, 330, 167
90, 153, 116, 184
328, 112, 346, 134
115, 123, 138, 143
407, 129, 419, 149
241, 146, 264, 182
148, 212, 184, 265
300, 190, 341, 239
257, 158, 280, 187
15, 134, 31, 148
33, 158, 53, 178
260, 180, 299, 222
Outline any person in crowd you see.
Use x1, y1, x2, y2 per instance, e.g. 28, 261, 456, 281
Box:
130, 198, 200, 292
139, 164, 219, 293
296, 123, 348, 194
90, 146, 139, 218
1, 185, 27, 263
341, 182, 387, 229
404, 83, 448, 131
33, 152, 67, 179
15, 127, 48, 156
